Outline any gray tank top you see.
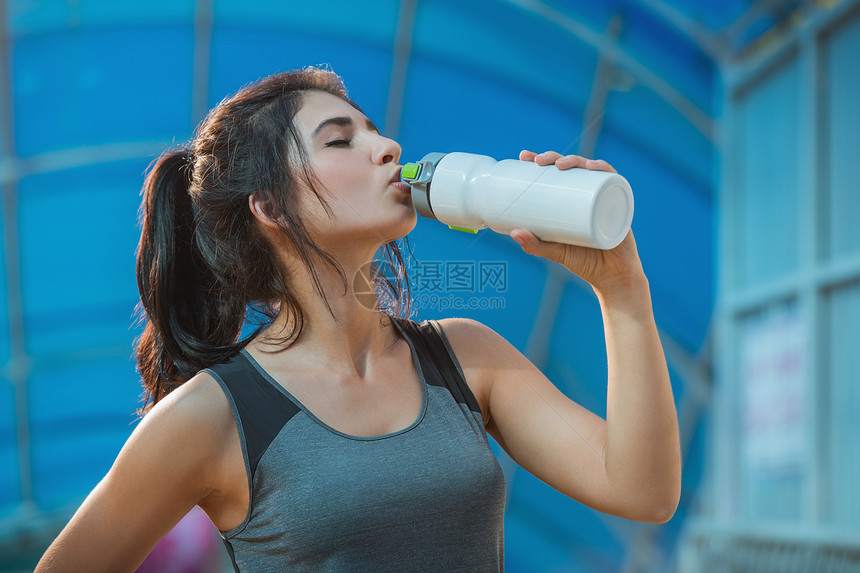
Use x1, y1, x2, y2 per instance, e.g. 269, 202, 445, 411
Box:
203, 317, 507, 572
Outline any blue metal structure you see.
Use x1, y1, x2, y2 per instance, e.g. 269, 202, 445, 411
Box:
0, 0, 837, 570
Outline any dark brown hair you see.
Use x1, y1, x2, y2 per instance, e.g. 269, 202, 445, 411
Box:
134, 67, 412, 412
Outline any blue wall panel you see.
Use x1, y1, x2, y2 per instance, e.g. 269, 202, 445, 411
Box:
13, 26, 194, 156
17, 160, 147, 358
208, 25, 393, 134
28, 357, 141, 510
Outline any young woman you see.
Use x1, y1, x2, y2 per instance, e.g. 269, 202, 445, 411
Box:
36, 67, 681, 572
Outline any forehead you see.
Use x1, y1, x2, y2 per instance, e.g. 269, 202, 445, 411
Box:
295, 91, 364, 134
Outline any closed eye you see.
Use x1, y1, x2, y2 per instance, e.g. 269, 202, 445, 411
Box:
325, 139, 352, 148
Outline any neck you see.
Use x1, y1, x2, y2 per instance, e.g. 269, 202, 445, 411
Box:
249, 249, 402, 382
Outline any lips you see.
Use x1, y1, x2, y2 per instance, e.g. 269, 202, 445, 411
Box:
390, 167, 412, 195
390, 167, 402, 186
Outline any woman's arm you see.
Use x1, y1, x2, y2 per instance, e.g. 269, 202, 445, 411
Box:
36, 372, 241, 572
439, 151, 681, 523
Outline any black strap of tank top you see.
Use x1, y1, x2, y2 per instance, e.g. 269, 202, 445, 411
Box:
394, 317, 482, 415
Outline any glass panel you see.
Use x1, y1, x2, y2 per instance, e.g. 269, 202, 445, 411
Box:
826, 280, 860, 527
734, 58, 800, 288
738, 301, 807, 521
822, 13, 860, 259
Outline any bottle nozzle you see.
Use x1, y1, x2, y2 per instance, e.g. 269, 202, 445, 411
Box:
399, 153, 449, 222
401, 163, 421, 182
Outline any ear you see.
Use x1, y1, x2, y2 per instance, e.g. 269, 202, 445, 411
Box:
248, 192, 281, 230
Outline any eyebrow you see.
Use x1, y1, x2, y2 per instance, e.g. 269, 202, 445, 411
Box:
311, 116, 379, 139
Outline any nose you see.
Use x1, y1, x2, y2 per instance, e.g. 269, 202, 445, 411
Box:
372, 132, 402, 166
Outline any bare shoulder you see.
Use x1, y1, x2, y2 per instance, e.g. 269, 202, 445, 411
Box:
434, 317, 494, 372
435, 317, 529, 425
435, 317, 527, 373
139, 370, 235, 448
139, 370, 245, 508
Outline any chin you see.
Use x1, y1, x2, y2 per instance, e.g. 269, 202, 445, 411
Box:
381, 218, 417, 244
401, 214, 418, 236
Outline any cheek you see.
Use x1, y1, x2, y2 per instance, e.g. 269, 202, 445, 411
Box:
313, 153, 369, 187
292, 177, 333, 226
296, 177, 354, 226
320, 163, 361, 192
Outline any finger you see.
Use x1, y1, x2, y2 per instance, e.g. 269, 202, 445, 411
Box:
554, 155, 588, 170
509, 228, 568, 265
533, 151, 563, 166
519, 150, 538, 161
585, 158, 617, 173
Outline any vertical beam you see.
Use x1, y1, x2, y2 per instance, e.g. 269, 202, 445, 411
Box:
0, 0, 35, 511
191, 0, 213, 131
796, 20, 823, 526
384, 0, 417, 139
712, 67, 740, 525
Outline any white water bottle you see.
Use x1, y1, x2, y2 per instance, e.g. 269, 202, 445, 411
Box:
401, 152, 633, 250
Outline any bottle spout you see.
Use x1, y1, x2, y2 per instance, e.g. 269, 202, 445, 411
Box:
400, 162, 422, 182
400, 153, 448, 221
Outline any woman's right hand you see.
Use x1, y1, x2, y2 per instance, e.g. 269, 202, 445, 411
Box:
512, 150, 644, 293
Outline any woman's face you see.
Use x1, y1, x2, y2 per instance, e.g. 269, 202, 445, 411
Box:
292, 91, 416, 252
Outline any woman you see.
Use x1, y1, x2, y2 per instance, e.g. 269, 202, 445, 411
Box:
36, 67, 680, 572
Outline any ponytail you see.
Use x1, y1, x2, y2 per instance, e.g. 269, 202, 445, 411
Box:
134, 149, 245, 412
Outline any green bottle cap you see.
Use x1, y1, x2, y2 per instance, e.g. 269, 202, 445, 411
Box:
401, 163, 421, 180
447, 225, 479, 234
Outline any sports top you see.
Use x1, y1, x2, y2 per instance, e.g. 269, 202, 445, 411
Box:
203, 317, 507, 572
